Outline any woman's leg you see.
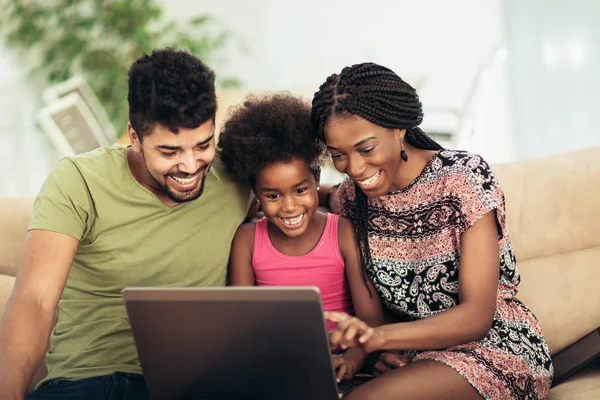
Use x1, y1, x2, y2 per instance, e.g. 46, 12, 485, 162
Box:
344, 360, 483, 400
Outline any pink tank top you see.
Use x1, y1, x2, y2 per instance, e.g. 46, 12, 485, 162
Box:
252, 213, 354, 331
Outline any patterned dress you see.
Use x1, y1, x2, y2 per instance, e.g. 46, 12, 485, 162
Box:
338, 150, 553, 400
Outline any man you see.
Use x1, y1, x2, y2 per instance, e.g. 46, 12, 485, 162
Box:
0, 49, 250, 399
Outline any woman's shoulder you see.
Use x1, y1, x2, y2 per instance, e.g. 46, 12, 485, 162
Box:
434, 150, 503, 208
434, 149, 493, 174
429, 149, 497, 186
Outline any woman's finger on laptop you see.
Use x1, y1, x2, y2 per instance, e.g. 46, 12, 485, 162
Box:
343, 323, 358, 344
329, 316, 371, 350
329, 317, 357, 347
324, 311, 351, 323
358, 326, 374, 344
328, 326, 347, 348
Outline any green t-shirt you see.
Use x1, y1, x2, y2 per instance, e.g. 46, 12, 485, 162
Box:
29, 145, 249, 386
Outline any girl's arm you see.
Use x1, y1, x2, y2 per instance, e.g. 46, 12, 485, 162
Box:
337, 216, 385, 374
328, 211, 500, 352
338, 216, 385, 328
227, 223, 256, 286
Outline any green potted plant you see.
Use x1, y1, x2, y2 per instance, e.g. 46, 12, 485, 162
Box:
0, 0, 241, 137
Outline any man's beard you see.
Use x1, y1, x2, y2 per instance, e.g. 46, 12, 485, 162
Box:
142, 152, 211, 204
160, 172, 208, 203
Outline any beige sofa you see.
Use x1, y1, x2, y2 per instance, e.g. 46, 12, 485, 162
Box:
1, 139, 600, 398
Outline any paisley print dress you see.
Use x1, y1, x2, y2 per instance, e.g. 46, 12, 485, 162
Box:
339, 150, 553, 400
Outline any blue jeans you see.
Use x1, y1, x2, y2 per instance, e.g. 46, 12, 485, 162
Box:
26, 372, 150, 400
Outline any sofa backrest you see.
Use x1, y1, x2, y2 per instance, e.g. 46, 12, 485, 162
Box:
0, 197, 34, 317
494, 146, 600, 355
0, 197, 33, 277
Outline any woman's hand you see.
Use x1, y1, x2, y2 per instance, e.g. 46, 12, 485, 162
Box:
374, 351, 411, 375
324, 311, 385, 353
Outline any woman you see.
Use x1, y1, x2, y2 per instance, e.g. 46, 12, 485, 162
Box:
312, 62, 553, 400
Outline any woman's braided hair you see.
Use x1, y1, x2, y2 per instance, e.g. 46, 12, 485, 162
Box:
311, 62, 443, 293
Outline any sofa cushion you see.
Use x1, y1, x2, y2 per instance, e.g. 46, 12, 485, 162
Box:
517, 247, 600, 355
552, 328, 600, 387
549, 359, 600, 399
0, 273, 16, 319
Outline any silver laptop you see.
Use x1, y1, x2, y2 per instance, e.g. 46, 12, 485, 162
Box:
123, 287, 350, 400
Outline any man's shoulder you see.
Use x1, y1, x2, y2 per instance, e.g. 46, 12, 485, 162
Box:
206, 155, 250, 202
209, 155, 236, 184
51, 145, 128, 184
67, 145, 128, 173
30, 145, 134, 239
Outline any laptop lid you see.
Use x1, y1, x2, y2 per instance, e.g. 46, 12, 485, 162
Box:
123, 287, 341, 400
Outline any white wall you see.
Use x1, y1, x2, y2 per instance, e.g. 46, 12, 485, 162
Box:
163, 0, 504, 109
504, 0, 600, 159
0, 44, 60, 196
455, 46, 516, 163
161, 0, 514, 163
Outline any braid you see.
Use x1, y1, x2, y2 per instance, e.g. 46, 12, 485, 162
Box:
311, 74, 340, 137
354, 185, 373, 297
406, 127, 443, 151
311, 62, 443, 295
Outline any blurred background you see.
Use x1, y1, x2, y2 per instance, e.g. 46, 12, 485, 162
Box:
1, 0, 599, 195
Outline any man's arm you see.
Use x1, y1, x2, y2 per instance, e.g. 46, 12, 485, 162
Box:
0, 230, 78, 399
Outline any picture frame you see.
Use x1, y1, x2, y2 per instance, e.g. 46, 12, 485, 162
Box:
37, 92, 110, 157
42, 75, 118, 144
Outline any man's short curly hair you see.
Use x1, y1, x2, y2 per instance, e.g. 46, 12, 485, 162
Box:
218, 93, 327, 186
128, 48, 216, 138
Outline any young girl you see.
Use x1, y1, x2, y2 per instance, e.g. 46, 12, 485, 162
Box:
312, 63, 553, 400
218, 93, 384, 383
